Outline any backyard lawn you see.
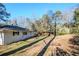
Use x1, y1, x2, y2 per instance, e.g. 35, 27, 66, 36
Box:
0, 35, 47, 55
0, 34, 79, 56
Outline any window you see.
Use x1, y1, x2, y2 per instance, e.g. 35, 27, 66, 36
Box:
23, 32, 27, 35
13, 32, 19, 36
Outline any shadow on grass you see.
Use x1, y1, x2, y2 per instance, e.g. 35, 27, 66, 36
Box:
37, 35, 55, 56
51, 47, 70, 56
69, 36, 79, 45
51, 35, 79, 56
68, 36, 79, 56
0, 36, 49, 56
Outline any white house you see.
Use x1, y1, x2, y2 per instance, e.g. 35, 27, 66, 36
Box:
0, 25, 26, 45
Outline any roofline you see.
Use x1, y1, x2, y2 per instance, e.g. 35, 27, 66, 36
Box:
0, 25, 27, 32
0, 28, 26, 32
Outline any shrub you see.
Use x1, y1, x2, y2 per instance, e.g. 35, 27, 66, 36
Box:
57, 27, 70, 35
70, 27, 79, 35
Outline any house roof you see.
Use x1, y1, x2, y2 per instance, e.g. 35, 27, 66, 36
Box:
0, 25, 27, 31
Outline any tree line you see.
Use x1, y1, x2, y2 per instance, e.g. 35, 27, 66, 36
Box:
0, 3, 79, 35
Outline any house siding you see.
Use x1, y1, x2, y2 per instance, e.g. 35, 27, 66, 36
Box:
4, 30, 23, 45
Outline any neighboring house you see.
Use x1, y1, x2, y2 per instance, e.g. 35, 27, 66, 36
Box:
0, 25, 26, 45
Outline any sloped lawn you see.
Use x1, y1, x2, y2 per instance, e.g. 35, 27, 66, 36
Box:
0, 35, 46, 55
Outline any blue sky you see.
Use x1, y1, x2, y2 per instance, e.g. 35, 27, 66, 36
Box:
4, 3, 78, 20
